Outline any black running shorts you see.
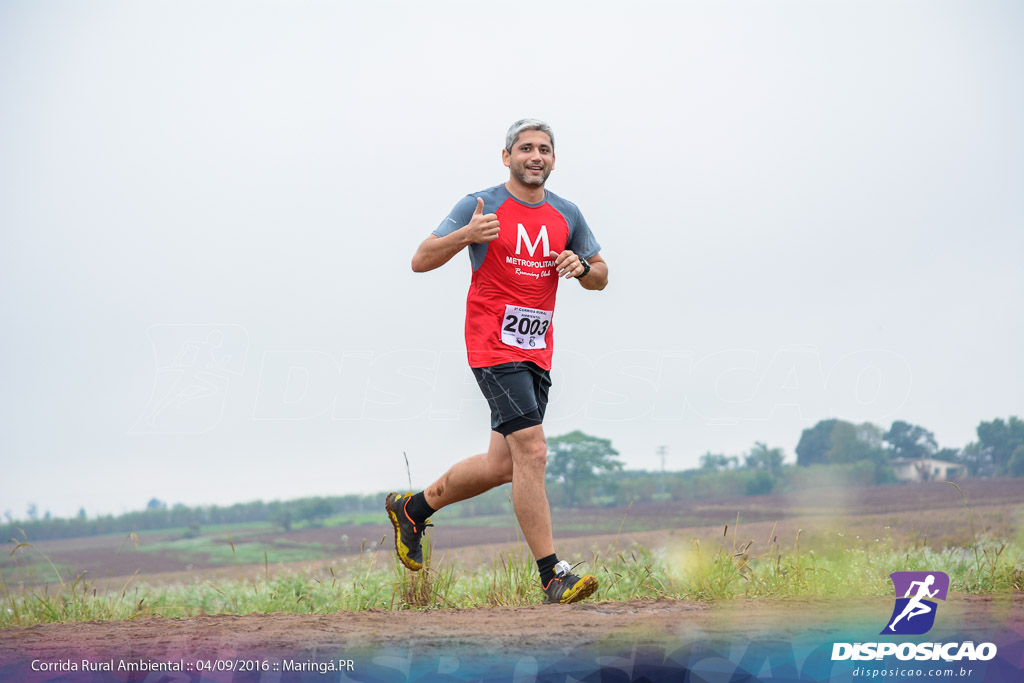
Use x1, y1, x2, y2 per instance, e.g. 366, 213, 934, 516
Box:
472, 361, 552, 436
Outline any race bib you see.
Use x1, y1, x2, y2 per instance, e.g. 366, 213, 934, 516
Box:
501, 305, 552, 350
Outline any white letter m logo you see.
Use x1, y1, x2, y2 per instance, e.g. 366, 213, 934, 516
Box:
515, 224, 550, 257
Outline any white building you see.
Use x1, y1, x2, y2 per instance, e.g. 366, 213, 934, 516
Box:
890, 458, 967, 483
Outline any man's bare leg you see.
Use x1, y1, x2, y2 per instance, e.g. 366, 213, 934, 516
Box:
501, 424, 597, 604
504, 425, 555, 560
423, 431, 513, 511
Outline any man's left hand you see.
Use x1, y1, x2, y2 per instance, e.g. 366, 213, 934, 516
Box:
550, 250, 584, 279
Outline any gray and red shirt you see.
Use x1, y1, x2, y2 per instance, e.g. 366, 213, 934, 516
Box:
434, 184, 601, 370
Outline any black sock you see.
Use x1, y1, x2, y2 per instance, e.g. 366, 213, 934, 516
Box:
537, 553, 559, 587
405, 491, 436, 525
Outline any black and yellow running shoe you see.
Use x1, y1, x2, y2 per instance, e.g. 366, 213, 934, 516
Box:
385, 492, 432, 571
542, 560, 598, 604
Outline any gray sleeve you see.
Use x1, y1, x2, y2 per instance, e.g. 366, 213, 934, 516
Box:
567, 205, 601, 260
432, 193, 490, 271
433, 195, 478, 238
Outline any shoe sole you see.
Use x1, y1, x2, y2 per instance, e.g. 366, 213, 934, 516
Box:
556, 575, 599, 604
385, 493, 423, 572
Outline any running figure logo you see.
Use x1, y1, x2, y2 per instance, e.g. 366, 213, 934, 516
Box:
882, 571, 949, 635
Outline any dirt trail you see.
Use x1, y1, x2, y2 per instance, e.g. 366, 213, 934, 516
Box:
3, 594, 1021, 664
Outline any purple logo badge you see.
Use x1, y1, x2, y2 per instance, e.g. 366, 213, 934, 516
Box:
882, 571, 949, 635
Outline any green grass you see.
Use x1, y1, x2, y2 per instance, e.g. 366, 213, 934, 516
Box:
3, 528, 1022, 628
319, 513, 385, 526
134, 535, 336, 566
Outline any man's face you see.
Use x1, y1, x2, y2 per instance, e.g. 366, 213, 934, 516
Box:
503, 130, 555, 187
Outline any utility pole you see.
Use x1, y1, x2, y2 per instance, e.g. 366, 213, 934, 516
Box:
657, 445, 668, 497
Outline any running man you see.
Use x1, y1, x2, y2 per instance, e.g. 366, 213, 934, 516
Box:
888, 574, 939, 631
387, 119, 609, 604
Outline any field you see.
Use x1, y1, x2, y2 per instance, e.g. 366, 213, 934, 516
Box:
5, 478, 1023, 588
2, 479, 1023, 681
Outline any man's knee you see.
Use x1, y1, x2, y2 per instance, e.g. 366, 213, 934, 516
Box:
522, 441, 547, 470
507, 429, 547, 470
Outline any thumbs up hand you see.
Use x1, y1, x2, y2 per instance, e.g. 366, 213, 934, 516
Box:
464, 197, 500, 243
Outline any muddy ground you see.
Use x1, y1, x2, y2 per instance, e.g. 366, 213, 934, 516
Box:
1, 595, 1022, 680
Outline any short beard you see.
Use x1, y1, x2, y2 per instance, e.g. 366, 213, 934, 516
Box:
515, 163, 551, 187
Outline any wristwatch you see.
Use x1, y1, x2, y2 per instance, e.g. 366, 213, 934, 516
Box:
575, 256, 591, 279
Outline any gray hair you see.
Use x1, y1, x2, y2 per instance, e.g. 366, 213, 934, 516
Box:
505, 119, 555, 153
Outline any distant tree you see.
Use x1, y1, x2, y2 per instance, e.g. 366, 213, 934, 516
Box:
957, 442, 992, 477
272, 508, 293, 532
797, 419, 887, 467
796, 419, 837, 466
826, 422, 858, 463
976, 417, 1024, 475
829, 421, 886, 464
3, 510, 12, 523
700, 453, 738, 472
1009, 446, 1024, 478
27, 503, 38, 521
743, 442, 785, 477
77, 507, 87, 519
745, 470, 774, 496
546, 431, 623, 507
857, 422, 886, 450
933, 448, 960, 463
146, 498, 167, 511
294, 498, 333, 525
884, 421, 938, 459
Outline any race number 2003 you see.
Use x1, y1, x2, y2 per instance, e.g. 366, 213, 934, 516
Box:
501, 305, 552, 350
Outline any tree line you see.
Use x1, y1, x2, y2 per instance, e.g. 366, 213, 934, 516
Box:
4, 416, 1021, 541
793, 416, 1024, 477
541, 416, 1024, 508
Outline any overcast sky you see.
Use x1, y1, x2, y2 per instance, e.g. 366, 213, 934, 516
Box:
2, 0, 1022, 521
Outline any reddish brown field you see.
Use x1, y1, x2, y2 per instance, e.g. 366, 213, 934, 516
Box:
4, 478, 1022, 587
